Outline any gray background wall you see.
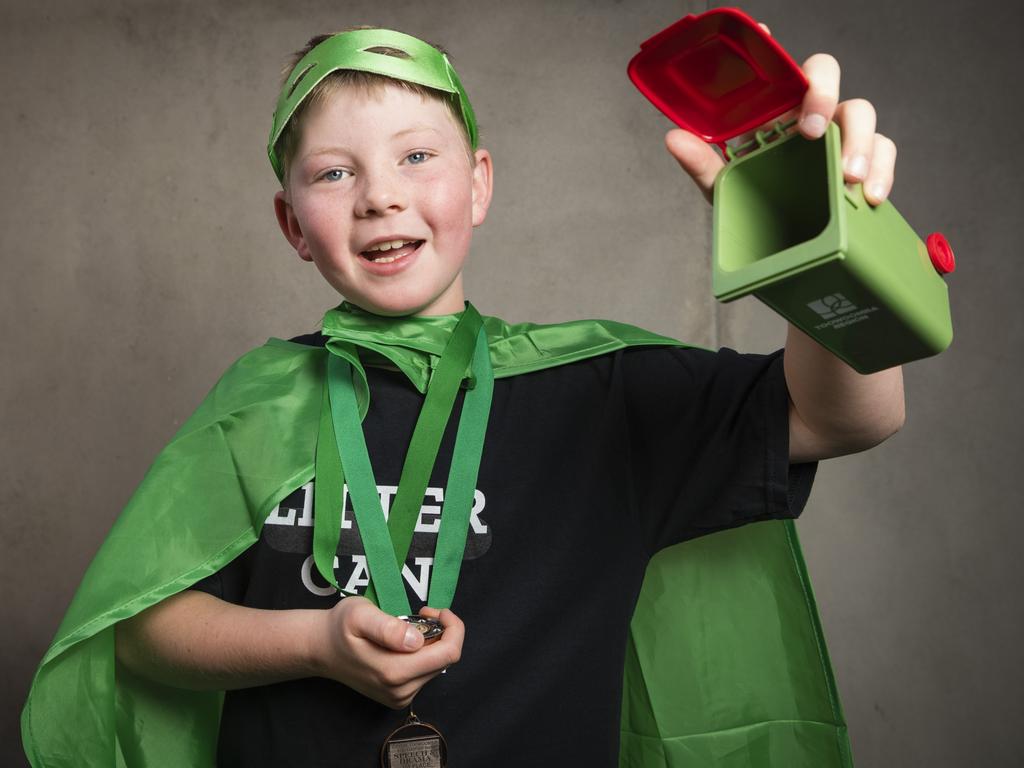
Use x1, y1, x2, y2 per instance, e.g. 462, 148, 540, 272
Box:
3, 0, 1020, 765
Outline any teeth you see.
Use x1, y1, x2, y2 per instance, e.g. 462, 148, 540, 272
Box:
373, 253, 404, 264
365, 239, 415, 253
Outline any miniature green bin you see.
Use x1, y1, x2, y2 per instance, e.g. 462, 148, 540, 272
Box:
630, 7, 954, 374
713, 122, 953, 373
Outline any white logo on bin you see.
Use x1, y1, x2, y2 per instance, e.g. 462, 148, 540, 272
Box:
807, 294, 857, 319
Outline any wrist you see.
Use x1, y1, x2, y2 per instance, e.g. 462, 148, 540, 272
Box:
300, 608, 333, 679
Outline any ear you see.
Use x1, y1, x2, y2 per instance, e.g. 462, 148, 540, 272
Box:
273, 190, 314, 262
470, 148, 493, 227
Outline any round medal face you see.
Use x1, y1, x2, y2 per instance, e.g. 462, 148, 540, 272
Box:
398, 614, 444, 644
380, 718, 447, 768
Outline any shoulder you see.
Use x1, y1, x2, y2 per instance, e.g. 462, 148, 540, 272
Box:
614, 345, 787, 414
483, 314, 697, 379
176, 335, 325, 437
220, 336, 323, 388
618, 344, 785, 380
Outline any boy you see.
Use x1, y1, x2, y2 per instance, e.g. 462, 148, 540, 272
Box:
23, 24, 903, 767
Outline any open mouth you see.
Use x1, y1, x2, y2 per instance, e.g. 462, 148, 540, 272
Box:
359, 239, 425, 264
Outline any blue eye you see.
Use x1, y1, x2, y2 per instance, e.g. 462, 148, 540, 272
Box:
407, 151, 430, 164
322, 169, 349, 182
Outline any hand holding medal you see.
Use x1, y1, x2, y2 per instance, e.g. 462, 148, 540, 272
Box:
311, 598, 463, 711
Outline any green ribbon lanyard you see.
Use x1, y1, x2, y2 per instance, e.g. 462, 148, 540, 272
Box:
312, 304, 494, 616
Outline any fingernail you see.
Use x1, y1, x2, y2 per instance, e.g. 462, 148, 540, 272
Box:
869, 183, 887, 202
845, 154, 868, 179
801, 114, 827, 138
404, 627, 421, 649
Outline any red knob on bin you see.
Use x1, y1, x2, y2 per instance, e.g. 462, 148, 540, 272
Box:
926, 233, 956, 275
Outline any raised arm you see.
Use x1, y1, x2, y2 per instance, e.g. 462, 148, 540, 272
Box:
783, 323, 904, 461
664, 44, 905, 462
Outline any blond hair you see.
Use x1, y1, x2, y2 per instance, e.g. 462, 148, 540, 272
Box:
275, 27, 477, 185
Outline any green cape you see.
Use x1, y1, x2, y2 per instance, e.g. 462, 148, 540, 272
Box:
22, 306, 852, 767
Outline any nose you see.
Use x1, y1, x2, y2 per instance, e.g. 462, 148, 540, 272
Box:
354, 167, 407, 218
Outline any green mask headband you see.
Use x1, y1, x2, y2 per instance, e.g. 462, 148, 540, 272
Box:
268, 28, 479, 183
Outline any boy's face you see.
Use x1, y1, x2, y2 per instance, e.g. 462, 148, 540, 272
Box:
274, 84, 493, 317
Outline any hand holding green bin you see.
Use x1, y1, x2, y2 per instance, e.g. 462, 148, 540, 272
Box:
629, 7, 954, 373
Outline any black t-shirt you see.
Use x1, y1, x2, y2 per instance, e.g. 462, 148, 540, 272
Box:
191, 336, 816, 767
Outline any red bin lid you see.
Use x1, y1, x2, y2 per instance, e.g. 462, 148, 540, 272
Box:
628, 7, 809, 146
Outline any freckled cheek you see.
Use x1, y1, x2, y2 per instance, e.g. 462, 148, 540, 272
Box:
301, 203, 353, 257
417, 183, 475, 247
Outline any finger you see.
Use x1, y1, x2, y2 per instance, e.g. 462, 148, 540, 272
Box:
371, 635, 455, 687
380, 629, 463, 684
415, 609, 464, 672
416, 607, 465, 665
798, 53, 840, 139
403, 643, 460, 692
373, 661, 437, 709
834, 99, 878, 182
664, 129, 724, 204
349, 600, 424, 652
390, 666, 450, 709
862, 133, 897, 206
435, 608, 465, 652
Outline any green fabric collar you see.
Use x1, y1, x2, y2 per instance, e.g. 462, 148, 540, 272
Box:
321, 302, 471, 394
319, 300, 690, 396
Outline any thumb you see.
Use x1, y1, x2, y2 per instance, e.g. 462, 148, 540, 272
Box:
664, 128, 724, 204
351, 604, 424, 652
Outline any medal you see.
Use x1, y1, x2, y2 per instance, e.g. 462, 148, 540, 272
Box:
381, 707, 448, 768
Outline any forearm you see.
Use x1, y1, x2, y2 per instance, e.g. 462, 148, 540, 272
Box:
784, 322, 905, 460
115, 590, 328, 691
